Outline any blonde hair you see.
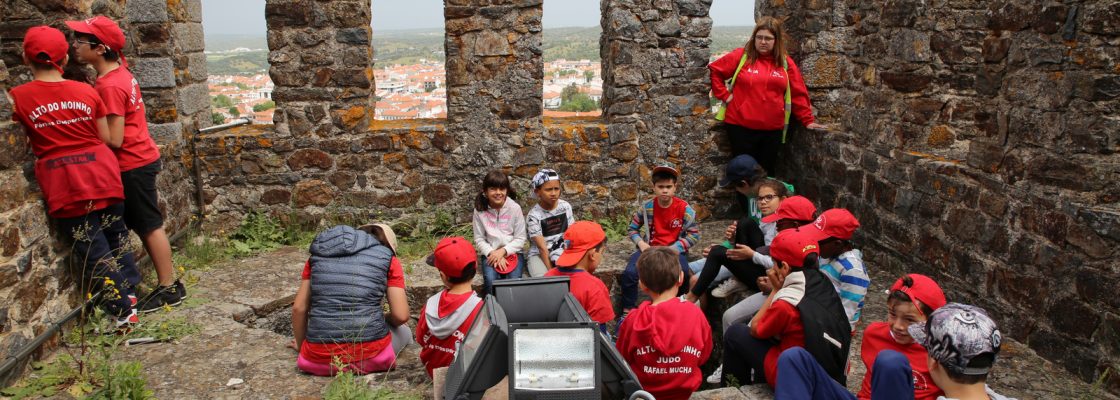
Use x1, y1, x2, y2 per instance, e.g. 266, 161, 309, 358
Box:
744, 17, 789, 66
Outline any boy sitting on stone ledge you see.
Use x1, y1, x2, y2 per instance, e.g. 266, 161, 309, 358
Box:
415, 236, 484, 377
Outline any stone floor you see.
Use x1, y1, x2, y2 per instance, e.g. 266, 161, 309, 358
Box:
91, 220, 1115, 399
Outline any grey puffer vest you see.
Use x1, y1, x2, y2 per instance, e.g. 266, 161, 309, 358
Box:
306, 225, 393, 344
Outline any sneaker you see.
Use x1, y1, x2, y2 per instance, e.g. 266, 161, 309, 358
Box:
711, 277, 747, 298
137, 283, 184, 314
113, 308, 139, 331
706, 364, 723, 384
128, 294, 138, 307
174, 279, 188, 300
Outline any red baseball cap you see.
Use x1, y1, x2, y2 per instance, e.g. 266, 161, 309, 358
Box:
554, 221, 606, 267
890, 274, 947, 312
768, 228, 820, 268
803, 208, 861, 242
23, 26, 68, 73
65, 16, 128, 67
426, 236, 476, 278
761, 195, 817, 223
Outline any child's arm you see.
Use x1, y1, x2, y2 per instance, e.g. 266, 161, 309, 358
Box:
627, 205, 649, 250
472, 211, 494, 256
531, 236, 552, 269
752, 252, 774, 269
291, 278, 311, 352
505, 212, 527, 254
672, 205, 700, 254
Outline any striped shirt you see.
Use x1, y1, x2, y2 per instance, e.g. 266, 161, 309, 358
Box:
818, 249, 869, 331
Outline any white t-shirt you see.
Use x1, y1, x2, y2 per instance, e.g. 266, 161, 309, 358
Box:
936, 386, 1016, 400
526, 200, 575, 261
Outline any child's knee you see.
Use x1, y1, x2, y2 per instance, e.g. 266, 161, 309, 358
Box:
872, 350, 910, 373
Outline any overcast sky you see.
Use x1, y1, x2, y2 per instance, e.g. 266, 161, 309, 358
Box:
201, 0, 754, 35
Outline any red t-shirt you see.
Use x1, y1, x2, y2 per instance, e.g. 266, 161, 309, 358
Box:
651, 197, 687, 247
95, 67, 160, 171
753, 299, 805, 386
298, 257, 406, 363
616, 299, 712, 400
9, 80, 123, 217
545, 267, 616, 323
858, 322, 942, 400
415, 290, 484, 377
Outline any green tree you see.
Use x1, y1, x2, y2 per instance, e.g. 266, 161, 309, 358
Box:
211, 94, 234, 108
584, 70, 595, 83
561, 83, 581, 103
228, 107, 240, 117
211, 112, 226, 125
252, 100, 275, 112
559, 92, 598, 112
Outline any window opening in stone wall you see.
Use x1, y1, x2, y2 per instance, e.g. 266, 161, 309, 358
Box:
542, 0, 603, 118
708, 1, 756, 114
371, 2, 447, 120
201, 0, 273, 125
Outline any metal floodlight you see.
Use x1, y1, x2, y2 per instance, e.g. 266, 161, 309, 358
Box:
508, 322, 600, 398
492, 276, 571, 322
443, 297, 508, 400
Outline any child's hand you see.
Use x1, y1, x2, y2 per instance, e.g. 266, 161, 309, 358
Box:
726, 244, 754, 260
766, 268, 785, 291
487, 248, 507, 266
702, 244, 715, 258
757, 276, 772, 294
638, 241, 651, 252
723, 221, 737, 241
287, 339, 298, 351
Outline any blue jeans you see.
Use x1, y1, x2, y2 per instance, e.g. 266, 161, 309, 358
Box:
688, 258, 732, 288
775, 347, 915, 400
56, 203, 139, 317
620, 250, 690, 310
481, 253, 524, 295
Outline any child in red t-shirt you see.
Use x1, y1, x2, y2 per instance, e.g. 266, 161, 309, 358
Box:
545, 221, 616, 326
616, 247, 712, 400
291, 224, 411, 376
67, 16, 182, 313
8, 26, 139, 329
621, 163, 700, 312
415, 236, 484, 377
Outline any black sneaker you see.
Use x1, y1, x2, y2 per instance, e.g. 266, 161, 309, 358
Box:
137, 283, 184, 314
174, 279, 188, 300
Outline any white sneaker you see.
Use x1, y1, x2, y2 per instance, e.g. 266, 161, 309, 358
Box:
711, 277, 747, 298
706, 364, 723, 384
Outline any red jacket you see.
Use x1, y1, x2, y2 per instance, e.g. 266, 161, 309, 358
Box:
859, 322, 942, 400
415, 290, 483, 377
709, 48, 814, 130
616, 298, 712, 400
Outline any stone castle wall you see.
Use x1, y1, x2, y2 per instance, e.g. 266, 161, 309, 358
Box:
197, 0, 730, 230
0, 0, 207, 385
760, 0, 1119, 392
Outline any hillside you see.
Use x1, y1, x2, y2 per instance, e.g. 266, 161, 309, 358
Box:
204, 26, 752, 75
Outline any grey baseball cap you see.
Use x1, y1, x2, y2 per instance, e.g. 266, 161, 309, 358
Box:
908, 303, 1002, 376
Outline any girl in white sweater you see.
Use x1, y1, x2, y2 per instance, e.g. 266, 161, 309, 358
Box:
472, 170, 527, 294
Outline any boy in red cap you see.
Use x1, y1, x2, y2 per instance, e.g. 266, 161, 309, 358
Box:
803, 208, 868, 331
8, 25, 140, 328
546, 221, 615, 327
621, 163, 700, 312
67, 16, 184, 312
415, 236, 484, 377
615, 247, 712, 400
728, 194, 817, 269
721, 228, 850, 388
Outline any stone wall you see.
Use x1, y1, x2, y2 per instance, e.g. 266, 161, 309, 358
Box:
759, 0, 1119, 392
0, 0, 207, 385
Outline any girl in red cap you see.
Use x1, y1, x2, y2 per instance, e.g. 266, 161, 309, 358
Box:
67, 16, 184, 312
8, 25, 140, 329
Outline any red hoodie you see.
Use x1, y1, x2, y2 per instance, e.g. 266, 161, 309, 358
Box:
708, 48, 814, 130
615, 298, 712, 400
858, 322, 942, 400
415, 290, 483, 377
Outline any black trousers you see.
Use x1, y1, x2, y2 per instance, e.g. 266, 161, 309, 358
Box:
725, 124, 783, 177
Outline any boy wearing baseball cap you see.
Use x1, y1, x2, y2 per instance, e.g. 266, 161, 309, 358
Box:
803, 208, 869, 331
912, 304, 1014, 400
545, 221, 615, 326
8, 26, 139, 329
415, 236, 484, 377
67, 16, 184, 313
721, 228, 850, 388
621, 163, 700, 312
615, 247, 712, 400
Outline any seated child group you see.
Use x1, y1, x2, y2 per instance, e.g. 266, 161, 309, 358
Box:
292, 156, 1014, 400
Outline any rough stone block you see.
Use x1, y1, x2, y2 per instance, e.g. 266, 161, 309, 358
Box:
131, 57, 175, 89
172, 23, 206, 53
177, 83, 211, 116
148, 122, 184, 144
126, 0, 169, 23
185, 52, 209, 83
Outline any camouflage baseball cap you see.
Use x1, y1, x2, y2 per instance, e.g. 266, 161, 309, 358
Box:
908, 303, 1002, 376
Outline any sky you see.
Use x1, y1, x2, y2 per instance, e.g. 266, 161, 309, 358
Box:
201, 0, 753, 35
